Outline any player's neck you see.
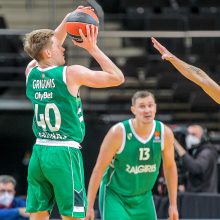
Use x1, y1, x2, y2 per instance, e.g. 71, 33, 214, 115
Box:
38, 59, 56, 69
132, 119, 154, 138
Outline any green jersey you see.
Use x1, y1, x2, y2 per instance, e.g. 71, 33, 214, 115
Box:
26, 66, 85, 143
102, 119, 164, 196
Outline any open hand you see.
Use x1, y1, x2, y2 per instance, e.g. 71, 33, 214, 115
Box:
151, 37, 175, 61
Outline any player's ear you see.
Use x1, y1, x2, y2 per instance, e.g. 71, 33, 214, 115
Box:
42, 48, 52, 59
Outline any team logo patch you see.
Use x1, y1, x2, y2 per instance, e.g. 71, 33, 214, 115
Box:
127, 133, 132, 140
153, 131, 161, 142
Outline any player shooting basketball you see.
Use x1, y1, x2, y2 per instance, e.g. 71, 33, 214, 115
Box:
23, 5, 124, 220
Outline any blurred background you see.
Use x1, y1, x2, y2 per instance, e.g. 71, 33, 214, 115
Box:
0, 0, 220, 219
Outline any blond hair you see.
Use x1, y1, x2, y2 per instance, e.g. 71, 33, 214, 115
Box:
23, 29, 54, 61
131, 90, 155, 105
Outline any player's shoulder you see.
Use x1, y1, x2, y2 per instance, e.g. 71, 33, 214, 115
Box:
25, 60, 38, 76
163, 124, 174, 138
109, 122, 124, 138
67, 64, 89, 75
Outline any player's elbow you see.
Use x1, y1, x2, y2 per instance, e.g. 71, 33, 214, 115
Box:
213, 97, 220, 104
114, 72, 125, 86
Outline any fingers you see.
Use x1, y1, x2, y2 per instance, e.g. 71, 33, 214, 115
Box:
85, 24, 98, 42
71, 39, 79, 46
91, 25, 95, 40
86, 25, 91, 41
94, 26, 99, 38
77, 5, 94, 11
79, 28, 86, 42
151, 37, 165, 54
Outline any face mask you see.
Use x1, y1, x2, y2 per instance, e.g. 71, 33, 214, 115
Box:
185, 134, 201, 150
0, 192, 14, 207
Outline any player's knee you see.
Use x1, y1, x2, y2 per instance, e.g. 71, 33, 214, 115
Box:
30, 211, 50, 220
62, 216, 84, 220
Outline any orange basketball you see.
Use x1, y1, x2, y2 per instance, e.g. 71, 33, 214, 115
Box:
66, 8, 99, 42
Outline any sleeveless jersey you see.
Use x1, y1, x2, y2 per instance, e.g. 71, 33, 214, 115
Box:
26, 66, 85, 143
101, 119, 164, 196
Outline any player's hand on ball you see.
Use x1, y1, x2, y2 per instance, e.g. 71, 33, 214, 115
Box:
151, 37, 175, 61
72, 25, 98, 50
77, 5, 94, 11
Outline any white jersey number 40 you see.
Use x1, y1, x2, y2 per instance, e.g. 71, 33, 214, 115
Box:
35, 103, 61, 132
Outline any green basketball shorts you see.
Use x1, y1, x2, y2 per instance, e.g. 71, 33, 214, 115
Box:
26, 142, 87, 218
99, 184, 157, 220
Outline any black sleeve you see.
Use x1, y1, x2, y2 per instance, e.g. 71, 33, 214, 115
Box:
181, 148, 214, 175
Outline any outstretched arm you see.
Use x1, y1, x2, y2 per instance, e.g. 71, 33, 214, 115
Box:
152, 37, 220, 104
162, 126, 179, 220
85, 124, 123, 220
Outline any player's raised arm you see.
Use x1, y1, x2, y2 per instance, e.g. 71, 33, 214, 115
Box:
67, 25, 124, 90
54, 13, 70, 45
162, 125, 179, 220
151, 37, 220, 104
85, 124, 123, 220
24, 10, 70, 76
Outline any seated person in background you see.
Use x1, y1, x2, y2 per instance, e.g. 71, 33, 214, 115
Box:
174, 125, 218, 193
0, 175, 29, 220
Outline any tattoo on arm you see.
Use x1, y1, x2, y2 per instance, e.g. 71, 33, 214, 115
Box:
187, 66, 203, 76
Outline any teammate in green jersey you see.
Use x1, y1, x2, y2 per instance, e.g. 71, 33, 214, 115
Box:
23, 6, 124, 220
86, 91, 179, 220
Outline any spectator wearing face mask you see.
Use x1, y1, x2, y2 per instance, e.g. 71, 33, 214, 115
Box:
0, 175, 29, 220
174, 125, 218, 193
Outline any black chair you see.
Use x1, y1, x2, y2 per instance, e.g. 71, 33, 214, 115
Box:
172, 81, 200, 102
144, 14, 187, 31
189, 91, 220, 112
198, 0, 220, 7
157, 71, 182, 89
188, 14, 217, 30
145, 61, 173, 77
120, 0, 157, 8
121, 56, 148, 77
123, 7, 149, 30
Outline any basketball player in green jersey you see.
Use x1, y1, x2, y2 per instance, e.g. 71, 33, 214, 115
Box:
86, 91, 179, 220
23, 6, 124, 220
152, 37, 220, 104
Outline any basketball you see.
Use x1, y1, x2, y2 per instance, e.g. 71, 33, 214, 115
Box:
66, 8, 99, 42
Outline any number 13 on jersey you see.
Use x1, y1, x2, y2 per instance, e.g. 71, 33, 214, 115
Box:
139, 148, 150, 160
